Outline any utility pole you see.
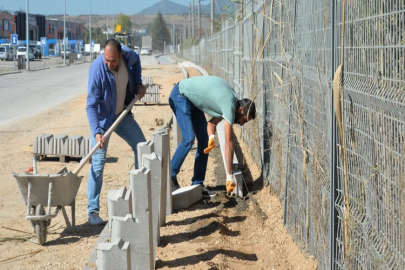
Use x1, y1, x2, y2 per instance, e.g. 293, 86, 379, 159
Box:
172, 24, 175, 54
192, 0, 195, 37
90, 0, 92, 60
64, 0, 66, 65
211, 0, 214, 34
189, 2, 191, 38
26, 0, 29, 70
198, 0, 201, 36
107, 2, 109, 39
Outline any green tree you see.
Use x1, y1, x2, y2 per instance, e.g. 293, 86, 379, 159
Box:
117, 13, 132, 32
151, 11, 171, 52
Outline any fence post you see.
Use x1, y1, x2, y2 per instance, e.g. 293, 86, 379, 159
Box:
329, 0, 338, 269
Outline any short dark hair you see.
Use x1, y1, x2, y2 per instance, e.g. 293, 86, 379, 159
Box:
104, 39, 122, 54
236, 99, 256, 120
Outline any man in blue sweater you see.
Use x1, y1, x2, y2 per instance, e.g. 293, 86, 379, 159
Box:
86, 39, 146, 225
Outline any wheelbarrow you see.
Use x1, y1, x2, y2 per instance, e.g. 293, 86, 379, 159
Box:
13, 92, 143, 245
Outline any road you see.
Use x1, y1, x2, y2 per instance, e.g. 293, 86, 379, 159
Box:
0, 63, 92, 126
0, 55, 159, 127
156, 54, 177, 64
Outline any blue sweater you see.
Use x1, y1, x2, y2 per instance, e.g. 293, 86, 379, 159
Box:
86, 45, 142, 136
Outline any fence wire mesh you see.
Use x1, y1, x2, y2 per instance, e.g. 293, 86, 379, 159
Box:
181, 0, 405, 268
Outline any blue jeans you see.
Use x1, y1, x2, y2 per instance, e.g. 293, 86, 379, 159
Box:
169, 84, 209, 186
87, 113, 146, 214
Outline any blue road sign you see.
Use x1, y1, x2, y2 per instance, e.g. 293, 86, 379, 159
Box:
91, 40, 95, 47
40, 37, 47, 46
79, 40, 83, 47
11, 34, 18, 45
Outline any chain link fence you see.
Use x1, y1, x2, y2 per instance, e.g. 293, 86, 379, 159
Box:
181, 0, 405, 268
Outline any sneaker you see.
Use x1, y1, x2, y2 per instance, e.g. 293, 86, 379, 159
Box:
201, 186, 217, 198
172, 176, 181, 192
88, 212, 104, 226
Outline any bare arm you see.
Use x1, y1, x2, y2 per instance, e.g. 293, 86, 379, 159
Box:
207, 117, 223, 136
224, 120, 234, 176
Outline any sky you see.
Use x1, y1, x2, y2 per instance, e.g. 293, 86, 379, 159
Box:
0, 0, 199, 16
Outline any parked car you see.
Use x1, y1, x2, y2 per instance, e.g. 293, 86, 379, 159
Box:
134, 46, 139, 54
17, 47, 34, 61
29, 45, 41, 59
0, 44, 16, 60
140, 48, 151, 56
61, 50, 71, 59
0, 47, 7, 60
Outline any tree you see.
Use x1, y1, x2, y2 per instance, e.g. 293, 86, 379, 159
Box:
117, 13, 132, 33
151, 11, 171, 52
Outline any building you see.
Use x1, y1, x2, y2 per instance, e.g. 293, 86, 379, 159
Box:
0, 11, 84, 56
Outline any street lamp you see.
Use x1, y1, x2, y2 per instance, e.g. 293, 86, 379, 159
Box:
90, 0, 92, 60
26, 0, 29, 70
64, 0, 66, 65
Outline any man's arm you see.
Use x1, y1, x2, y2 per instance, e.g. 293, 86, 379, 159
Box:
224, 120, 234, 176
204, 117, 222, 154
86, 67, 102, 137
207, 117, 222, 136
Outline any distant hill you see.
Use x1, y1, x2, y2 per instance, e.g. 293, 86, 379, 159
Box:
137, 0, 235, 15
137, 0, 189, 15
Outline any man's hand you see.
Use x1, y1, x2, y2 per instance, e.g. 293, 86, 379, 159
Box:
203, 135, 215, 154
95, 134, 107, 148
135, 84, 147, 99
226, 173, 236, 194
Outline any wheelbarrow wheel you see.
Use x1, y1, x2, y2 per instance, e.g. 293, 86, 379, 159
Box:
35, 204, 47, 245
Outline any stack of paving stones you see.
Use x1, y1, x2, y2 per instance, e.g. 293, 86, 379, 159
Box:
139, 76, 160, 104
94, 127, 202, 269
141, 76, 153, 86
139, 85, 161, 104
33, 134, 92, 161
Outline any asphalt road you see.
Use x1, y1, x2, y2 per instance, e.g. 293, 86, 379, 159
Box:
0, 54, 159, 127
0, 63, 92, 126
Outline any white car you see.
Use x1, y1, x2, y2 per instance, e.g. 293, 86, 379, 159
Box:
17, 47, 34, 61
140, 48, 151, 56
0, 44, 15, 60
0, 47, 8, 60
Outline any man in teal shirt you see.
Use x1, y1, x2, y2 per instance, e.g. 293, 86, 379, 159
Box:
169, 76, 256, 197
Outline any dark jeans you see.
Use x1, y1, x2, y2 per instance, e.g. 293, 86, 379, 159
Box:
169, 84, 209, 186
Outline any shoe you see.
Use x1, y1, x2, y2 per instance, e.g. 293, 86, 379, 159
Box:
88, 212, 104, 226
172, 176, 181, 192
201, 186, 217, 198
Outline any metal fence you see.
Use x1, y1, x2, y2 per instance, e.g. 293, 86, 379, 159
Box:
181, 0, 405, 269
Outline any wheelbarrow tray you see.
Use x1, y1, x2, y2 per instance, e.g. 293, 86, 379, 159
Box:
13, 168, 82, 207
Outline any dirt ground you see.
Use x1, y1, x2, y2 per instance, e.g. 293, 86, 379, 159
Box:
0, 63, 317, 269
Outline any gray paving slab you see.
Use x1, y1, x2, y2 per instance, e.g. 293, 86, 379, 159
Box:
173, 115, 182, 150
152, 129, 170, 224
137, 140, 154, 168
96, 239, 131, 270
129, 168, 154, 270
111, 214, 154, 270
142, 153, 162, 249
172, 185, 202, 210
107, 187, 132, 233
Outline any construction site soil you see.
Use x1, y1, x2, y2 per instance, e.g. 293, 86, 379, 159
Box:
0, 63, 317, 269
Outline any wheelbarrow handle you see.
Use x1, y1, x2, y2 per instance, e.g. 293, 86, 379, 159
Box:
73, 86, 147, 176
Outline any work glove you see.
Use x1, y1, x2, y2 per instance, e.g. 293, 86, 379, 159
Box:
226, 173, 237, 194
203, 135, 215, 154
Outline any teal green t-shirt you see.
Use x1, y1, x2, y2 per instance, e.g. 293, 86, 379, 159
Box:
179, 76, 238, 124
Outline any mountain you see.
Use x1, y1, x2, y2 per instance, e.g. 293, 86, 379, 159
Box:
137, 0, 189, 15
137, 0, 235, 15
